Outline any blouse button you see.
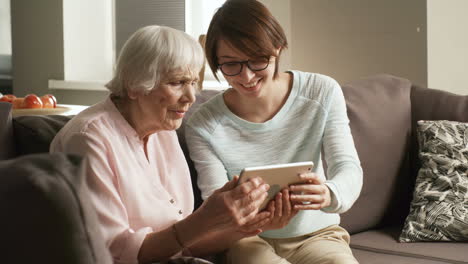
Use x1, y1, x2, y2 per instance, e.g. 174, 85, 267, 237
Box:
178, 210, 183, 215
170, 199, 175, 204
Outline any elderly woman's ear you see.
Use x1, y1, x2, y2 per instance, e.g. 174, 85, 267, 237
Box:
127, 89, 139, 100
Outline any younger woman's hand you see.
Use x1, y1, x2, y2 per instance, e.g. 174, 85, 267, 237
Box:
261, 188, 298, 231
289, 172, 331, 210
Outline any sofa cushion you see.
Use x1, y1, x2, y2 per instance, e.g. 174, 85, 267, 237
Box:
351, 227, 468, 264
340, 74, 413, 234
13, 115, 72, 155
352, 248, 456, 264
0, 153, 112, 264
0, 102, 15, 159
400, 120, 468, 242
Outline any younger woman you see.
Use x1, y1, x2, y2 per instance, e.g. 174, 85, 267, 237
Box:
186, 1, 362, 263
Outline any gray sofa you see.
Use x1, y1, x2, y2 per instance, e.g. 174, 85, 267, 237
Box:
0, 74, 467, 264
0, 104, 112, 263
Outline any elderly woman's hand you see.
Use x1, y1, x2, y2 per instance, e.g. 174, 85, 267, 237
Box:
197, 176, 271, 237
259, 188, 298, 231
289, 172, 331, 210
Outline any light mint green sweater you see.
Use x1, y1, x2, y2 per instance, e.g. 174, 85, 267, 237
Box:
186, 70, 362, 238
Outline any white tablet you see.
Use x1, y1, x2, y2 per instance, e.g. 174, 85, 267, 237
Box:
238, 161, 314, 210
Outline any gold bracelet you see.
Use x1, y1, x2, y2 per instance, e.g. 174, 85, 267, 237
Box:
172, 223, 193, 256
172, 223, 187, 250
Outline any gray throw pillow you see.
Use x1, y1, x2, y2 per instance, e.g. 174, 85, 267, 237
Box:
400, 120, 468, 242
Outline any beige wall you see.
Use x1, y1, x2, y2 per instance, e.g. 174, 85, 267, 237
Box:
259, 0, 292, 72
11, 0, 64, 96
427, 0, 468, 95
289, 0, 427, 87
263, 0, 467, 95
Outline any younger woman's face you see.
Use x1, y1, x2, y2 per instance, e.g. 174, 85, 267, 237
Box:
216, 39, 277, 98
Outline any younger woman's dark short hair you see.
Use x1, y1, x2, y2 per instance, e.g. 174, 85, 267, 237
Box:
205, 0, 288, 80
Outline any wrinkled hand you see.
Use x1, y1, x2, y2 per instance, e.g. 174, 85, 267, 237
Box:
289, 172, 331, 210
260, 188, 298, 231
197, 176, 271, 238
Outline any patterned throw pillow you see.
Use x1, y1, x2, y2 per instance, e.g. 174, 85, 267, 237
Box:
400, 120, 468, 242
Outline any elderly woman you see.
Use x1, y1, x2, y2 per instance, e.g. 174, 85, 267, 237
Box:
50, 25, 271, 264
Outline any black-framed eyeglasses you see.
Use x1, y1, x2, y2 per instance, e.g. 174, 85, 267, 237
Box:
218, 58, 270, 76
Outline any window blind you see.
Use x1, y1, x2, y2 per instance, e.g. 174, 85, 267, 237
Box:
115, 0, 185, 54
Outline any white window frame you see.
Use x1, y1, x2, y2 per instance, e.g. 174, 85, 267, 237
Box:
50, 0, 113, 91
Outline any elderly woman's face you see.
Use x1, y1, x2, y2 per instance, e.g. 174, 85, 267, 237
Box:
137, 69, 199, 132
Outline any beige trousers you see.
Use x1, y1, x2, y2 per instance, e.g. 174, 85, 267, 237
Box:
225, 225, 358, 264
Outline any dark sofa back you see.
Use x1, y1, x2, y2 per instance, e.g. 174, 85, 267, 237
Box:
13, 115, 72, 156
178, 89, 222, 208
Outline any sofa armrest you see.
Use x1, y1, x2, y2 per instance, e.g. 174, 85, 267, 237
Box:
0, 153, 112, 264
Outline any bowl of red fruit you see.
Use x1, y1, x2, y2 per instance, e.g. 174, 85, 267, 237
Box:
0, 93, 70, 116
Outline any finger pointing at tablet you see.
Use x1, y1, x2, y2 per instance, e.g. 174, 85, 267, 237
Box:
196, 176, 271, 238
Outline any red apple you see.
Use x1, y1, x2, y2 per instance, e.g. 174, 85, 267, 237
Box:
12, 98, 25, 109
42, 94, 57, 108
40, 95, 55, 108
21, 94, 43, 109
0, 94, 17, 103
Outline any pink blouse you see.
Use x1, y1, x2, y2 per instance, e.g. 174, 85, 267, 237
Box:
50, 97, 194, 264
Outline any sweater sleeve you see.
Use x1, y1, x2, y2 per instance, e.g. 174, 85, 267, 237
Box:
51, 131, 152, 264
321, 82, 363, 214
185, 121, 229, 201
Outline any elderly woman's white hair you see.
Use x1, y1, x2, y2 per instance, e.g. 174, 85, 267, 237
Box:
106, 25, 204, 96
